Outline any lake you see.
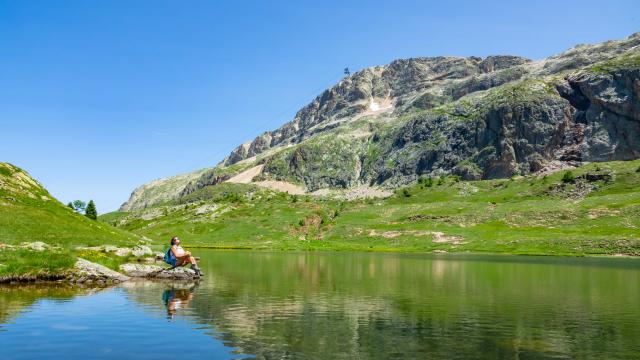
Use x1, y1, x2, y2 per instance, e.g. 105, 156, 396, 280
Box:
1, 251, 639, 359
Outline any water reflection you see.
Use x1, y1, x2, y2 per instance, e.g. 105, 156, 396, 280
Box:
0, 284, 104, 328
185, 252, 640, 359
0, 281, 240, 360
1, 252, 639, 360
162, 282, 198, 320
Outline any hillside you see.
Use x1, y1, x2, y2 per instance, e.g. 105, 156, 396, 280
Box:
120, 32, 640, 211
0, 163, 142, 278
102, 160, 640, 256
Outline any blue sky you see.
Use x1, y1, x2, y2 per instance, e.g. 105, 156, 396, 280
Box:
1, 0, 638, 212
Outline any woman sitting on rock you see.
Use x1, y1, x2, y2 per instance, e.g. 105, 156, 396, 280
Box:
168, 236, 204, 276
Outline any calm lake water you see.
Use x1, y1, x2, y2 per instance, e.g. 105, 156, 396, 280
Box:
1, 251, 639, 359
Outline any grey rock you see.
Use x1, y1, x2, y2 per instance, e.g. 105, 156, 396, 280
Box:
119, 263, 200, 280
131, 245, 153, 257
74, 258, 130, 283
19, 241, 55, 251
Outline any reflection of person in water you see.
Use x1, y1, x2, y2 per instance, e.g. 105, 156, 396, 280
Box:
162, 283, 197, 319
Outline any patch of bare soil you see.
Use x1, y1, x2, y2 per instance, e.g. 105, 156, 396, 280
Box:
587, 207, 621, 219
367, 230, 465, 244
254, 180, 306, 195
225, 165, 265, 184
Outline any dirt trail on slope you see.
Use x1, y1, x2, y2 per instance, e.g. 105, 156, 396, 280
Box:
224, 164, 306, 194
225, 165, 265, 184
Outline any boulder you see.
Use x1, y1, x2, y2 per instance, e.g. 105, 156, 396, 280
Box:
114, 248, 131, 257
119, 263, 200, 280
19, 241, 52, 251
74, 258, 130, 283
583, 173, 612, 182
76, 245, 154, 258
131, 245, 153, 257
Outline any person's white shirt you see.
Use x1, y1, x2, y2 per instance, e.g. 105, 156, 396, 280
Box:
173, 245, 185, 256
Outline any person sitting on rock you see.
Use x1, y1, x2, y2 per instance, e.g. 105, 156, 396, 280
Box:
168, 236, 204, 276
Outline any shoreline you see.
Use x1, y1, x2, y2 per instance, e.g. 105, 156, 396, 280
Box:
185, 245, 640, 258
2, 249, 638, 285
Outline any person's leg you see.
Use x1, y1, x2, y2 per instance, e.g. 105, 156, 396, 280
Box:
175, 258, 188, 267
188, 256, 203, 276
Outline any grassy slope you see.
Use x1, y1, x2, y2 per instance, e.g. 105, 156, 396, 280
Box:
0, 163, 140, 278
101, 160, 640, 256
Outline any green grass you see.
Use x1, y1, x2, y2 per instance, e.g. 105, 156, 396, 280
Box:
101, 160, 640, 256
589, 52, 640, 74
0, 163, 141, 278
0, 248, 76, 280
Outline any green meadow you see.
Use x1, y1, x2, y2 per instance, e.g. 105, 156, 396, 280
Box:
101, 160, 640, 256
2, 159, 639, 280
0, 163, 140, 278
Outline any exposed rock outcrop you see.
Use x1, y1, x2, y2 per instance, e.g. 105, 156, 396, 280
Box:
222, 56, 532, 167
119, 263, 200, 280
76, 245, 153, 257
73, 258, 130, 284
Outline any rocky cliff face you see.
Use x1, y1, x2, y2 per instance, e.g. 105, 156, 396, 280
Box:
222, 55, 532, 166
120, 33, 640, 211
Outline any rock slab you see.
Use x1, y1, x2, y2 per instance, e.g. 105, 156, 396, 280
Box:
74, 258, 130, 283
119, 263, 200, 280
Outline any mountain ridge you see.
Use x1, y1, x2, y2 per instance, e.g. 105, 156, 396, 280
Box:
120, 32, 640, 211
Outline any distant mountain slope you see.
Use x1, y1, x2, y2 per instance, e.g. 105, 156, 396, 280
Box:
104, 160, 640, 256
120, 32, 640, 211
0, 162, 138, 247
119, 167, 211, 211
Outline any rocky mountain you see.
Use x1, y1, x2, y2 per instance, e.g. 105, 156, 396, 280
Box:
120, 33, 640, 211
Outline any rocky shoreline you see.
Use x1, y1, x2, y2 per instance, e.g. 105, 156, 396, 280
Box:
0, 243, 201, 285
72, 258, 201, 285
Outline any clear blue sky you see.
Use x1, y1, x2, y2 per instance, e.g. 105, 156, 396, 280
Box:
1, 0, 638, 212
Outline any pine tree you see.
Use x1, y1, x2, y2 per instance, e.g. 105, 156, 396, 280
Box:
85, 200, 97, 220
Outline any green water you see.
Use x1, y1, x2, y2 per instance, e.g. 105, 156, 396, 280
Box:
1, 251, 639, 359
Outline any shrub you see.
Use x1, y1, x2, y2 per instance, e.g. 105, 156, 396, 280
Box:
402, 188, 411, 197
425, 177, 433, 187
562, 171, 575, 183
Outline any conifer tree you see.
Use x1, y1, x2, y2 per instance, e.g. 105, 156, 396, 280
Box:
85, 200, 97, 220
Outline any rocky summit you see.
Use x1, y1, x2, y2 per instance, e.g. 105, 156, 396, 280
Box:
121, 33, 640, 211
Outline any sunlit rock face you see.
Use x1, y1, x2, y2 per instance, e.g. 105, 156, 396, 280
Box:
121, 33, 640, 209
